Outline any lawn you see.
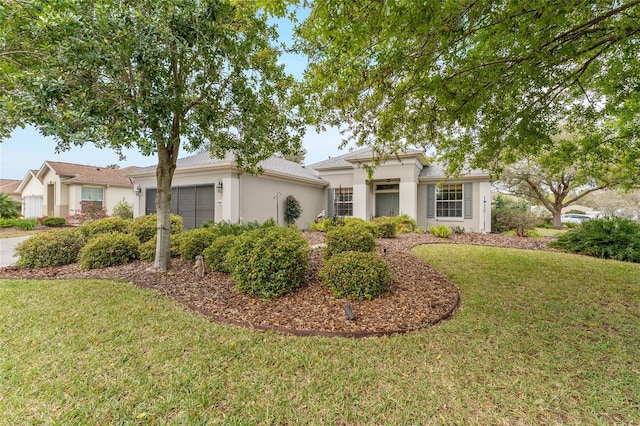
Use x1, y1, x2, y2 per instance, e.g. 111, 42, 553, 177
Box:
1, 245, 638, 425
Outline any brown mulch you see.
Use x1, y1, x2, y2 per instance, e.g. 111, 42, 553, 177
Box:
0, 232, 556, 337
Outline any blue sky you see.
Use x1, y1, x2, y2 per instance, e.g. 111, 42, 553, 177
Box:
0, 9, 348, 180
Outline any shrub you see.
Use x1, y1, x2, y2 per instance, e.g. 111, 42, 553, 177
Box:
139, 235, 182, 262
321, 251, 391, 300
79, 217, 131, 239
308, 217, 345, 232
372, 216, 397, 238
0, 192, 21, 218
227, 227, 309, 301
450, 225, 465, 234
112, 199, 134, 219
178, 228, 219, 260
343, 217, 379, 236
284, 195, 302, 225
429, 224, 452, 238
0, 218, 37, 230
15, 228, 86, 268
393, 214, 419, 234
203, 235, 237, 273
43, 216, 67, 227
79, 232, 140, 269
324, 225, 376, 260
550, 217, 640, 263
129, 214, 183, 243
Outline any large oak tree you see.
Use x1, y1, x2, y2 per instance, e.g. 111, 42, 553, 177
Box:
296, 1, 640, 174
1, 0, 302, 270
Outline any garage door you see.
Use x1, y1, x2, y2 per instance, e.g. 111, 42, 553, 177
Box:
23, 196, 43, 218
145, 184, 215, 229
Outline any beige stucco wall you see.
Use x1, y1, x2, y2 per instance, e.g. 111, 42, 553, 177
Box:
40, 168, 67, 217
66, 185, 134, 216
239, 174, 325, 228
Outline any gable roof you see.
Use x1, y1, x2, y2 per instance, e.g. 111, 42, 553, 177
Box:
308, 147, 427, 171
0, 179, 21, 196
37, 161, 141, 187
126, 151, 327, 186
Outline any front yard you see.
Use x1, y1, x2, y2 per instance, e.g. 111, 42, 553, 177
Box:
1, 244, 638, 424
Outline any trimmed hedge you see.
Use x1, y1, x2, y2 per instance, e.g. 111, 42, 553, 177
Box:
177, 228, 219, 260
324, 225, 376, 260
372, 216, 397, 238
227, 227, 309, 301
139, 235, 182, 262
129, 214, 183, 243
321, 251, 391, 300
15, 228, 86, 268
79, 217, 131, 240
79, 232, 140, 269
43, 216, 66, 227
203, 235, 237, 273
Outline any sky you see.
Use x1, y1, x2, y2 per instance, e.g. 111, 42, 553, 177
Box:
0, 8, 351, 180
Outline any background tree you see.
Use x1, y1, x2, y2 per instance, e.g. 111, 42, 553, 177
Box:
498, 132, 640, 228
583, 189, 640, 220
296, 1, 640, 174
1, 0, 302, 271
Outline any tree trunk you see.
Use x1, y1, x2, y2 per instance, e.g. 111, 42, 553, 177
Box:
552, 211, 563, 229
152, 141, 180, 271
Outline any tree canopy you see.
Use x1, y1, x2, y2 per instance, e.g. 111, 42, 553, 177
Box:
297, 0, 640, 174
1, 0, 302, 270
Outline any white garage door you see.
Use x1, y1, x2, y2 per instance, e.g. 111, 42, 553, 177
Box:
23, 196, 43, 218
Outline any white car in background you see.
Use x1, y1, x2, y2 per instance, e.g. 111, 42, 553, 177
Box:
561, 213, 592, 224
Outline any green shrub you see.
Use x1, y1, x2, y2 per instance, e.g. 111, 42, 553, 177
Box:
324, 225, 376, 260
308, 217, 345, 232
450, 225, 465, 234
321, 251, 391, 300
429, 224, 452, 238
129, 214, 183, 243
15, 228, 86, 268
372, 216, 397, 238
0, 192, 21, 218
79, 232, 140, 269
227, 227, 309, 301
79, 217, 131, 239
0, 218, 37, 230
112, 199, 134, 219
343, 217, 379, 236
0, 218, 16, 228
550, 218, 640, 263
203, 235, 237, 273
178, 228, 219, 260
139, 235, 182, 262
393, 214, 419, 234
43, 216, 67, 227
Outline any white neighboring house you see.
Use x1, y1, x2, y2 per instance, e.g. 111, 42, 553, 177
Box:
127, 148, 492, 232
16, 161, 140, 218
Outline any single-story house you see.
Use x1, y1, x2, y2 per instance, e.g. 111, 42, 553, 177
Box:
127, 147, 492, 232
16, 161, 140, 218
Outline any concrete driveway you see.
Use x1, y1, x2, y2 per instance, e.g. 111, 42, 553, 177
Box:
0, 236, 30, 267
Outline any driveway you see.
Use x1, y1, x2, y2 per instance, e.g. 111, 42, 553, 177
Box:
0, 236, 30, 267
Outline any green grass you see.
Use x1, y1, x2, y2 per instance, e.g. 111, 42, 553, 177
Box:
1, 245, 639, 424
534, 227, 568, 237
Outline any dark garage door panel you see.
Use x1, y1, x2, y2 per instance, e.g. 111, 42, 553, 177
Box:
144, 185, 214, 229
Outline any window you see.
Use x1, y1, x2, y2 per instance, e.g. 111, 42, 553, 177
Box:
81, 187, 104, 210
334, 187, 353, 216
436, 184, 463, 218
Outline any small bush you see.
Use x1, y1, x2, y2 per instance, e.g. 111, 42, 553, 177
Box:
393, 214, 419, 234
343, 217, 379, 236
15, 228, 86, 268
450, 225, 465, 234
112, 199, 134, 219
372, 216, 397, 238
0, 218, 38, 230
203, 235, 237, 273
129, 214, 183, 243
308, 217, 345, 232
550, 218, 640, 263
139, 235, 182, 262
79, 217, 131, 239
227, 227, 309, 301
324, 225, 376, 260
429, 224, 452, 238
321, 251, 391, 300
43, 216, 67, 227
79, 232, 140, 269
178, 228, 219, 260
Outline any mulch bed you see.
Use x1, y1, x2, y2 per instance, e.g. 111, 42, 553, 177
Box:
0, 232, 556, 337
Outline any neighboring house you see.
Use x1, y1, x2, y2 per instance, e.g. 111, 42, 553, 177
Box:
16, 161, 140, 218
309, 148, 492, 233
0, 179, 21, 202
126, 152, 328, 229
128, 147, 493, 232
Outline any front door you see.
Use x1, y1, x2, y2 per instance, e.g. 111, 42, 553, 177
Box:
375, 192, 399, 217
